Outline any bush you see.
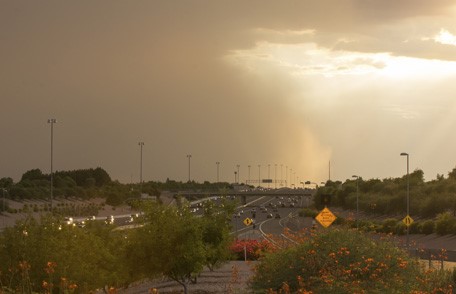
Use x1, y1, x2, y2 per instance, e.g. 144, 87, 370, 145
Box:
409, 221, 420, 234
380, 218, 399, 233
435, 212, 456, 235
421, 219, 435, 234
251, 228, 455, 293
299, 208, 317, 218
393, 222, 407, 235
230, 239, 269, 260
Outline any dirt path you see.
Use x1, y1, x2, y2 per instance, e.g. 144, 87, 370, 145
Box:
115, 261, 256, 294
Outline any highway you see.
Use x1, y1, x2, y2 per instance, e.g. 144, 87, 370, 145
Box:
229, 194, 311, 241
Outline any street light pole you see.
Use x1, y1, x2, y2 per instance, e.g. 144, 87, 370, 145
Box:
258, 165, 261, 188
187, 154, 192, 182
274, 164, 277, 189
216, 162, 220, 182
400, 152, 410, 247
352, 175, 359, 229
138, 142, 144, 194
2, 188, 6, 227
47, 118, 56, 212
248, 165, 251, 184
236, 165, 240, 184
285, 165, 288, 187
290, 168, 293, 187
280, 164, 283, 187
268, 164, 270, 188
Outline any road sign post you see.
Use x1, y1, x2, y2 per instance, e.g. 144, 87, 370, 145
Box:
403, 215, 414, 227
243, 217, 253, 226
315, 207, 337, 228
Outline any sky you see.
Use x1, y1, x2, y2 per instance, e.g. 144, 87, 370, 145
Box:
2, 0, 456, 185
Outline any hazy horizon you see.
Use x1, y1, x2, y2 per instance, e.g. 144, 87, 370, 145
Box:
2, 1, 456, 184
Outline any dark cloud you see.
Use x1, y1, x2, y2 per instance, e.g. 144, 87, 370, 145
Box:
1, 0, 456, 183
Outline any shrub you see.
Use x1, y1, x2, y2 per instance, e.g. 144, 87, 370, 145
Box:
251, 228, 455, 293
393, 222, 406, 235
409, 220, 420, 234
380, 218, 399, 233
435, 212, 456, 235
421, 219, 435, 234
230, 239, 269, 260
299, 208, 317, 218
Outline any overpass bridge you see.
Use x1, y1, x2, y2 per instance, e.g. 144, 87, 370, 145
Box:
172, 188, 315, 201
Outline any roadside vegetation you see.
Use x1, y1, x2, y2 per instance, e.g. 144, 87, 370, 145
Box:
0, 198, 235, 294
252, 228, 456, 293
314, 167, 456, 219
3, 166, 456, 292
0, 167, 232, 213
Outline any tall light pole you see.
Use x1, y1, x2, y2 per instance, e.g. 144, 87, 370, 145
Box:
285, 165, 288, 187
236, 165, 240, 184
47, 118, 56, 212
2, 188, 6, 228
258, 165, 261, 188
400, 152, 410, 247
290, 168, 293, 187
274, 164, 277, 189
267, 164, 271, 188
138, 142, 144, 194
187, 154, 192, 182
352, 175, 359, 229
216, 162, 220, 182
248, 165, 251, 184
280, 164, 283, 187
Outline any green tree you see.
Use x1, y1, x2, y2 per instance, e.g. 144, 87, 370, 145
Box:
127, 202, 206, 294
0, 177, 13, 188
435, 212, 456, 235
0, 214, 126, 293
449, 167, 456, 180
200, 197, 235, 271
20, 169, 46, 182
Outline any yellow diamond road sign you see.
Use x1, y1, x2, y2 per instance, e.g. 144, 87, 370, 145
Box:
243, 217, 253, 226
403, 215, 414, 227
315, 207, 337, 228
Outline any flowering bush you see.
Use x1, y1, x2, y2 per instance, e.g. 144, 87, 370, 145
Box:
230, 239, 270, 260
252, 228, 455, 293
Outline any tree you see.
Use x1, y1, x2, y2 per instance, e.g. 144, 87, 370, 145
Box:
0, 215, 126, 293
0, 177, 13, 188
449, 167, 456, 180
127, 202, 206, 294
200, 197, 235, 271
20, 169, 46, 182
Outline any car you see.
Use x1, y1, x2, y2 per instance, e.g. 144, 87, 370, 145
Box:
64, 217, 73, 225
267, 213, 273, 218
75, 220, 85, 228
275, 213, 281, 219
105, 215, 114, 225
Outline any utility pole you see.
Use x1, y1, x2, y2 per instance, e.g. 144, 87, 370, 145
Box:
47, 118, 57, 212
138, 142, 144, 194
187, 154, 192, 182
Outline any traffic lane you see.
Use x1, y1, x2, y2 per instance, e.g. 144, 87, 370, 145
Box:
231, 206, 298, 235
